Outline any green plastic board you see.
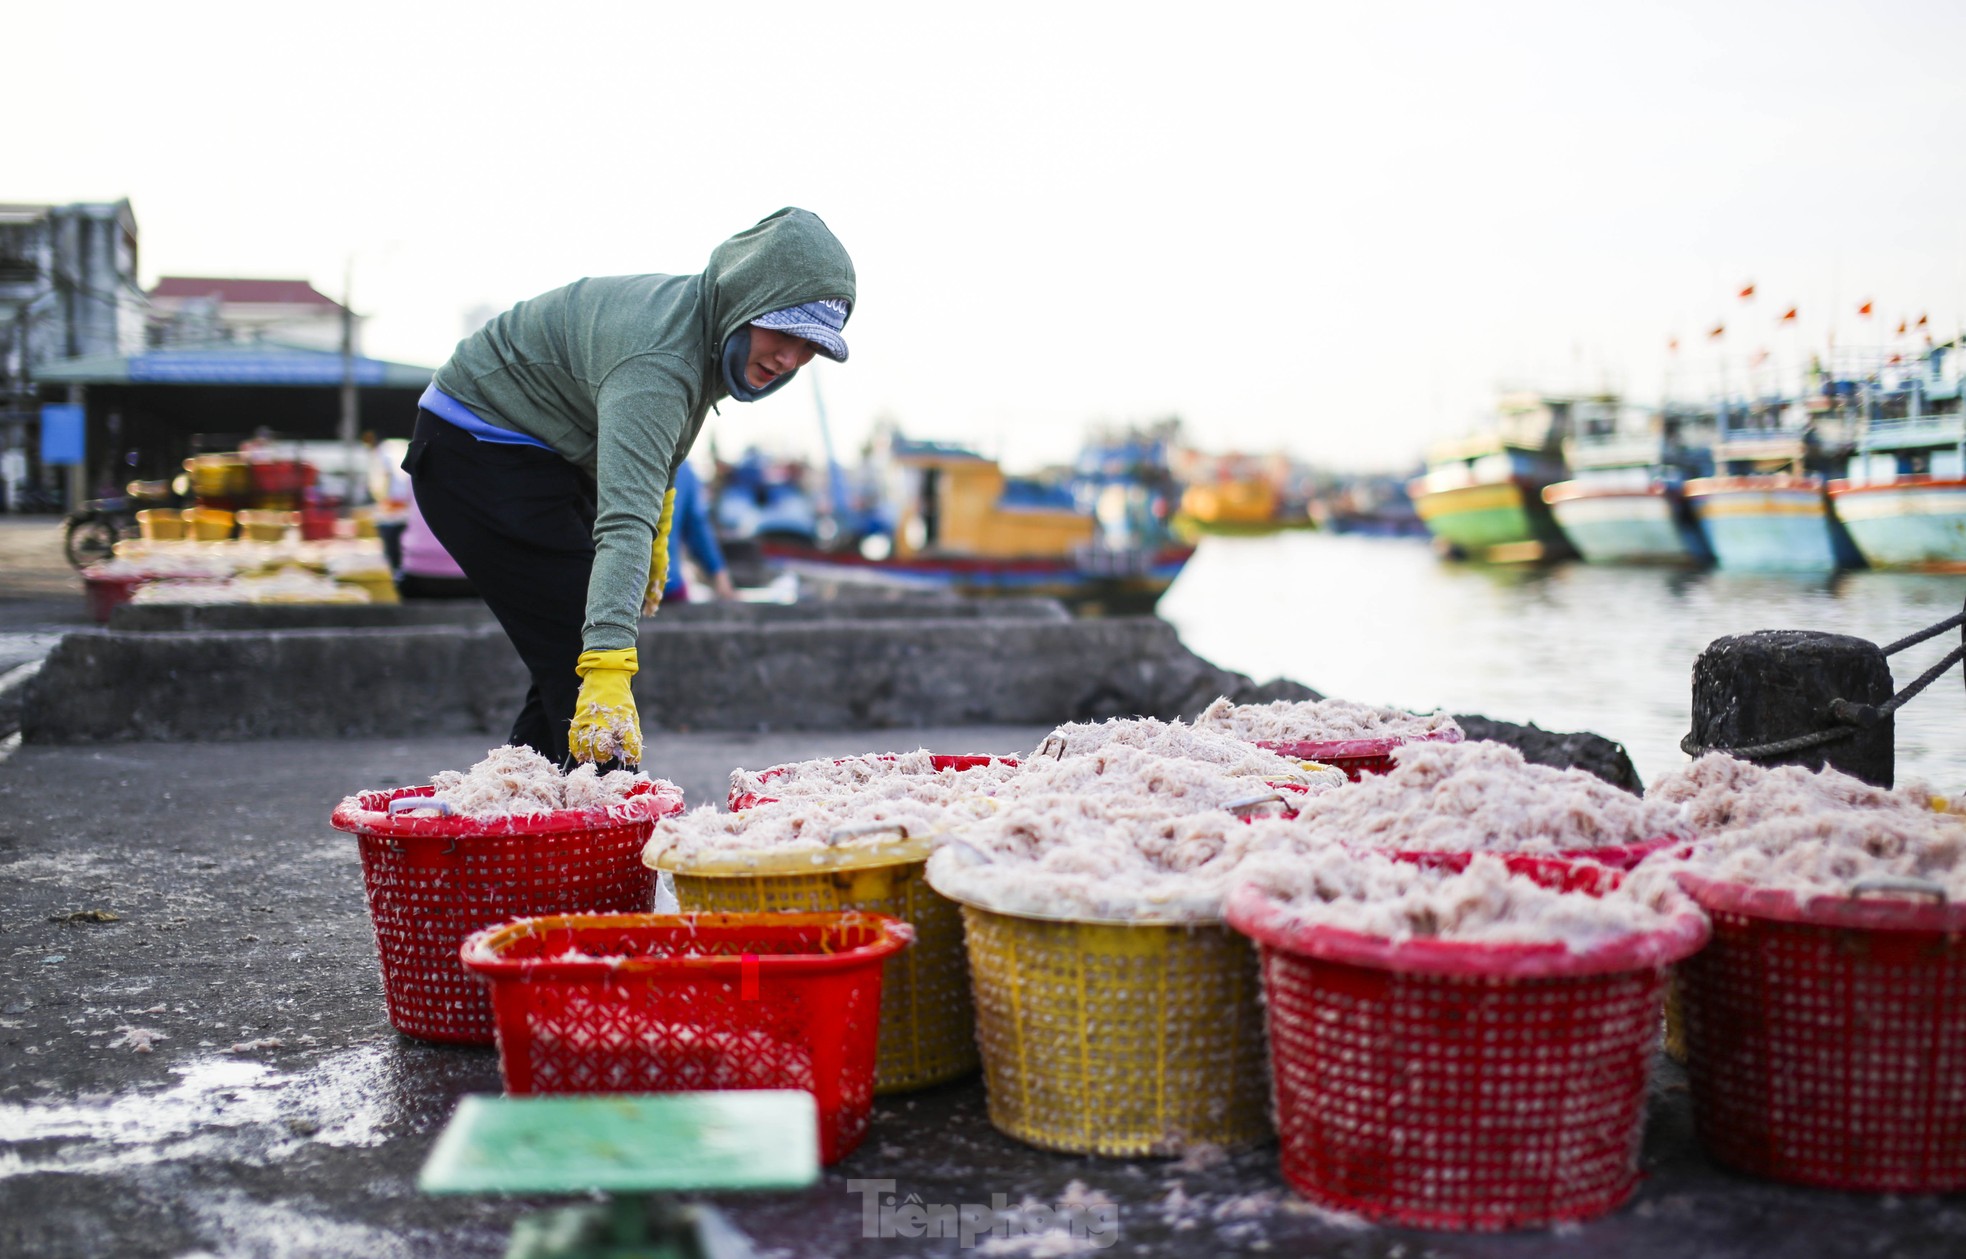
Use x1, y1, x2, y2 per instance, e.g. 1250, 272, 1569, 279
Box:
419, 1092, 820, 1196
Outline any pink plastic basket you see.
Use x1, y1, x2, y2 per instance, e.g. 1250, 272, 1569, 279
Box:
728, 753, 1016, 812
1674, 871, 1966, 1191
1226, 857, 1709, 1230
1255, 727, 1463, 782
329, 781, 685, 1044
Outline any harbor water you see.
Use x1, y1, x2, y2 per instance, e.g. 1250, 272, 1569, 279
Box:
1160, 531, 1966, 791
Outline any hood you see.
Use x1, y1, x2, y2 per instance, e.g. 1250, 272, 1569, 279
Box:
700, 208, 857, 354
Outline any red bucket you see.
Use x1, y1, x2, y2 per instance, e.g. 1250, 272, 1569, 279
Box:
1255, 727, 1463, 782
1226, 857, 1709, 1230
1674, 871, 1966, 1191
728, 753, 1016, 812
82, 573, 147, 625
329, 781, 685, 1044
461, 911, 913, 1165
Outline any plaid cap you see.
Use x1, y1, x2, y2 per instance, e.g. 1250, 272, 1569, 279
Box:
750, 298, 850, 362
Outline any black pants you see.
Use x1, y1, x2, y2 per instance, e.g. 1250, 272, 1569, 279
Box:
403, 408, 596, 765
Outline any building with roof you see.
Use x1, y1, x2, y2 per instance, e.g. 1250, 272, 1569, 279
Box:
1, 201, 148, 506
148, 276, 357, 352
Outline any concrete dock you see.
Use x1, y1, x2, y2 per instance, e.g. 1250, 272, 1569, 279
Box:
5, 733, 1965, 1258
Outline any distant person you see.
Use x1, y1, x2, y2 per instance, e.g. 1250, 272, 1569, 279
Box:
403, 208, 854, 767
658, 460, 736, 604
395, 490, 476, 599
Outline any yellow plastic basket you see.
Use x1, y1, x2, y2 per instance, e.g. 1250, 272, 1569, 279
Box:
135, 509, 186, 540
955, 902, 1271, 1157
648, 827, 978, 1094
181, 508, 235, 541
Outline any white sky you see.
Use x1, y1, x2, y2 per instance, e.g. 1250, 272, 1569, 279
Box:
18, 0, 1966, 472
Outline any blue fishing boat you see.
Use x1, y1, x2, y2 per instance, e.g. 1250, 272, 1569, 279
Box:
1542, 398, 1714, 565
1828, 340, 1966, 571
1682, 395, 1863, 571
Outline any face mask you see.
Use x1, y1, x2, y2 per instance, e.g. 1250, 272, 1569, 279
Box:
721, 328, 797, 403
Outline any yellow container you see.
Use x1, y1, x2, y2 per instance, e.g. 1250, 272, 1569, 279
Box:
955, 903, 1271, 1156
236, 510, 295, 542
181, 508, 235, 541
135, 509, 186, 541
185, 455, 251, 501
649, 829, 978, 1094
334, 571, 400, 605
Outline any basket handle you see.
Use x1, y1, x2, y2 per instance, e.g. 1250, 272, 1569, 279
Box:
941, 837, 994, 865
388, 796, 453, 816
1225, 791, 1287, 814
1850, 875, 1948, 901
1038, 734, 1067, 761
828, 821, 908, 845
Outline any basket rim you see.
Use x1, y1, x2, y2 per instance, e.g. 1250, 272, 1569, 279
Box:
646, 831, 936, 876
925, 859, 1225, 927
1675, 869, 1966, 931
1381, 836, 1691, 873
331, 781, 685, 839
1253, 727, 1464, 762
1223, 866, 1711, 978
459, 910, 915, 979
723, 752, 1020, 811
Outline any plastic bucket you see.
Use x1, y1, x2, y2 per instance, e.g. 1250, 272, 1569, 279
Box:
650, 824, 977, 1094
953, 902, 1271, 1156
1675, 871, 1966, 1191
82, 572, 146, 624
461, 911, 912, 1165
1226, 857, 1709, 1230
135, 509, 186, 541
180, 508, 235, 541
329, 781, 685, 1044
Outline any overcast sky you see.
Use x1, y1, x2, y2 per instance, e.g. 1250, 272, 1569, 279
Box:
18, 1, 1966, 472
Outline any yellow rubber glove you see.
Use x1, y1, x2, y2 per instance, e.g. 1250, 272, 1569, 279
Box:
642, 488, 677, 615
568, 648, 642, 765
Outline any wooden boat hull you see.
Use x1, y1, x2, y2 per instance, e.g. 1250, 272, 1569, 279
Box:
1828, 477, 1966, 572
758, 541, 1196, 614
1683, 475, 1865, 571
1407, 476, 1574, 562
1542, 482, 1710, 565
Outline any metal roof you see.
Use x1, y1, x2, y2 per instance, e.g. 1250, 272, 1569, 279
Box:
30, 340, 434, 388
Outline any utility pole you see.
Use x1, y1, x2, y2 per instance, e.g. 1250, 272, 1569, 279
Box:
338, 259, 362, 507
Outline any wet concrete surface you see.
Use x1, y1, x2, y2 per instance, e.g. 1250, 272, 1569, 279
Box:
3, 733, 1965, 1257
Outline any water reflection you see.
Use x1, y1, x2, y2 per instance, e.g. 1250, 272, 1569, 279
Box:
1160, 532, 1966, 790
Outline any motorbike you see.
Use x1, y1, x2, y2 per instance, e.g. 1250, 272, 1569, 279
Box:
62, 478, 186, 570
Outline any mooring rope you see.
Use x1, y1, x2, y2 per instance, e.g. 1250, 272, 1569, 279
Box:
1681, 592, 1966, 761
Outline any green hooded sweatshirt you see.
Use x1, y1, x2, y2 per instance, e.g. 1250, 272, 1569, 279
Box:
430, 208, 856, 652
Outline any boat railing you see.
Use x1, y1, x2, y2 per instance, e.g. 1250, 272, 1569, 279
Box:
1859, 413, 1966, 450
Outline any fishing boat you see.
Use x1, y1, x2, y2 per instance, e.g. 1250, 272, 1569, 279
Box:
1682, 394, 1863, 571
1541, 398, 1715, 565
1828, 341, 1966, 571
758, 436, 1193, 614
1409, 393, 1575, 563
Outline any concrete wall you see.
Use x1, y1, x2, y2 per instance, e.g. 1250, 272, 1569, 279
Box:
22, 614, 1270, 743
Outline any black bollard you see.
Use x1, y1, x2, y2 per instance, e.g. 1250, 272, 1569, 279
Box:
1688, 630, 1894, 787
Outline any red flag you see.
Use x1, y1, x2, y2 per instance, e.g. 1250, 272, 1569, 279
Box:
1708, 324, 1725, 339
1738, 283, 1756, 299
1859, 301, 1874, 316
1917, 313, 1929, 328
1889, 353, 1903, 365
1897, 319, 1908, 336
1780, 306, 1798, 322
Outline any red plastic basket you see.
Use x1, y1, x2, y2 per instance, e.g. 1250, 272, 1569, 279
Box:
329, 782, 685, 1044
728, 753, 1016, 812
81, 573, 147, 624
1674, 871, 1966, 1191
1226, 857, 1710, 1231
1255, 727, 1463, 782
1388, 837, 1688, 874
460, 911, 914, 1165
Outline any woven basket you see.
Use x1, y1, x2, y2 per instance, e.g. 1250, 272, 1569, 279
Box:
648, 826, 976, 1093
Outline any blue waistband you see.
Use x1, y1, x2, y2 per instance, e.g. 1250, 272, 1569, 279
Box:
419, 383, 554, 450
